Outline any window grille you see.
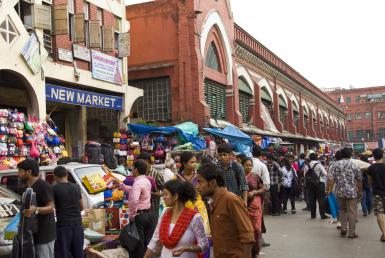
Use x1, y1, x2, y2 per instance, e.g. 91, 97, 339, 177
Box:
204, 79, 226, 120
239, 92, 250, 123
130, 77, 171, 122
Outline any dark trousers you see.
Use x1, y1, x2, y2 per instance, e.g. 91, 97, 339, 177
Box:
270, 184, 280, 214
129, 212, 157, 258
281, 186, 295, 211
54, 224, 84, 258
307, 182, 326, 218
361, 188, 372, 214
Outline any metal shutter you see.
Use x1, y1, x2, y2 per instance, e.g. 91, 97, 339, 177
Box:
204, 79, 226, 120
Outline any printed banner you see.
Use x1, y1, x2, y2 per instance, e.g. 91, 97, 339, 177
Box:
91, 50, 123, 85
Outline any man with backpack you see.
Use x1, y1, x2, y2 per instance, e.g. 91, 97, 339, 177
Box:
304, 153, 328, 219
217, 143, 248, 205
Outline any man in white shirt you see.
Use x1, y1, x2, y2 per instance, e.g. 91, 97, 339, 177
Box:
252, 145, 270, 190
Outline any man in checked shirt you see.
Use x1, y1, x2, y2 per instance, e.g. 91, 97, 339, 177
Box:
266, 153, 282, 216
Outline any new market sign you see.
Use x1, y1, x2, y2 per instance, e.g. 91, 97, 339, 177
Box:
91, 50, 123, 85
45, 84, 123, 110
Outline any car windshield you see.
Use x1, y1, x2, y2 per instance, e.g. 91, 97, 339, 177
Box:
0, 185, 21, 203
74, 166, 107, 195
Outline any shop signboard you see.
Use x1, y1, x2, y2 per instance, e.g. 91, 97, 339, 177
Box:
91, 50, 123, 85
73, 44, 91, 62
21, 33, 48, 74
58, 48, 74, 62
45, 84, 123, 110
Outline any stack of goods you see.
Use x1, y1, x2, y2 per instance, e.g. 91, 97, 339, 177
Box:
0, 109, 67, 170
112, 129, 130, 157
113, 131, 179, 164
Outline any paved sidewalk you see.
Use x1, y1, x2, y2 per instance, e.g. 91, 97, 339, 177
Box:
260, 202, 385, 258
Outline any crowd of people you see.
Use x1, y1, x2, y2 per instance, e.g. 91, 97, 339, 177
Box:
14, 142, 385, 258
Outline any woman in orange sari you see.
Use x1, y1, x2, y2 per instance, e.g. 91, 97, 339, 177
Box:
242, 157, 265, 258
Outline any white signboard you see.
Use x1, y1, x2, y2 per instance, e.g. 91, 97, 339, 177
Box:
58, 48, 73, 62
21, 33, 48, 74
91, 50, 123, 85
73, 44, 91, 62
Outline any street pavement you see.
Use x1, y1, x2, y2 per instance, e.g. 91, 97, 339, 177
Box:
261, 202, 385, 258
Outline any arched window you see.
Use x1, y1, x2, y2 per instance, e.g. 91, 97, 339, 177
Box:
292, 102, 299, 129
238, 77, 252, 123
205, 42, 221, 71
279, 95, 288, 129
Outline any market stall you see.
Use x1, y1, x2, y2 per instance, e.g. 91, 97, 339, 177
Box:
0, 109, 67, 170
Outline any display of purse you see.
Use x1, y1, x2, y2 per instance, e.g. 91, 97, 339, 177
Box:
0, 109, 9, 118
29, 142, 40, 158
0, 117, 8, 126
0, 125, 9, 134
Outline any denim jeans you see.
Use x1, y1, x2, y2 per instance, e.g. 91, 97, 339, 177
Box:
361, 188, 372, 214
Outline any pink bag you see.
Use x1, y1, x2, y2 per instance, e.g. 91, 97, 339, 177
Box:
29, 142, 40, 158
154, 145, 165, 159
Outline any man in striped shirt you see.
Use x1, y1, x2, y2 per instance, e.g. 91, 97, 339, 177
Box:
217, 143, 248, 205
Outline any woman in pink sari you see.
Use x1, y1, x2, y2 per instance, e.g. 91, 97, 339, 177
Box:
242, 157, 265, 258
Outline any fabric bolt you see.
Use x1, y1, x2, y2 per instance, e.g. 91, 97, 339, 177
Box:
252, 158, 270, 189
148, 211, 208, 258
210, 188, 254, 258
328, 159, 362, 199
338, 197, 358, 236
219, 161, 248, 197
119, 175, 151, 219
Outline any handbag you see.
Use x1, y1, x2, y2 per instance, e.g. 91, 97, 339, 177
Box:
29, 142, 40, 159
154, 145, 165, 159
291, 168, 301, 195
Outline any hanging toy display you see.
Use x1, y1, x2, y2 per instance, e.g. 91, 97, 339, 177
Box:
0, 109, 68, 170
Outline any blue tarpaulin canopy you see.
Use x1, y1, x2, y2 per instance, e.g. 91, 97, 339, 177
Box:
204, 125, 253, 155
128, 124, 180, 135
128, 123, 206, 151
203, 125, 253, 145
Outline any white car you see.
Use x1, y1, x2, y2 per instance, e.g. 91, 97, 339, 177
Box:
0, 162, 109, 256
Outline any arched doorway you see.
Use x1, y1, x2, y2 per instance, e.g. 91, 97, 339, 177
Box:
0, 69, 39, 117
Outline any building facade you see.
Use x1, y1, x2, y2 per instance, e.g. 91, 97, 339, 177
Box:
126, 0, 346, 153
325, 86, 385, 149
0, 0, 142, 157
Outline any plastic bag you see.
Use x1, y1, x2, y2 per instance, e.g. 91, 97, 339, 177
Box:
86, 209, 106, 235
119, 221, 140, 252
82, 173, 107, 194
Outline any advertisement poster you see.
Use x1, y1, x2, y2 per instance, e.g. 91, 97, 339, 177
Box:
21, 33, 48, 74
91, 50, 123, 85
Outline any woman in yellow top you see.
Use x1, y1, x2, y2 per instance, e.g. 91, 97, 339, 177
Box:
175, 151, 211, 258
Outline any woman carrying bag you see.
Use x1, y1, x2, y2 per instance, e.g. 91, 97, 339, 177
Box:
144, 180, 208, 258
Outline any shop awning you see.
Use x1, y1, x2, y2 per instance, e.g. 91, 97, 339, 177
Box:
128, 124, 181, 135
204, 125, 253, 146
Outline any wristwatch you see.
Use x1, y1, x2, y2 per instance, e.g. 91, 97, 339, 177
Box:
35, 208, 39, 215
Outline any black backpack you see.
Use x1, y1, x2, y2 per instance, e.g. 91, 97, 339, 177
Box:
305, 163, 320, 185
101, 143, 117, 169
84, 142, 103, 164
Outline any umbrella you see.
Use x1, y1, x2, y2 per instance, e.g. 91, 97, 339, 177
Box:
351, 159, 371, 169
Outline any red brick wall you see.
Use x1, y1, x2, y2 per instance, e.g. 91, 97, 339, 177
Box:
51, 0, 118, 72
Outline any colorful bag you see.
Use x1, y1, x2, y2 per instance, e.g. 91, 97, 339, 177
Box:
0, 109, 8, 118
24, 121, 34, 133
0, 143, 8, 156
119, 206, 130, 229
7, 144, 16, 156
0, 135, 7, 143
154, 145, 165, 159
29, 142, 40, 159
0, 117, 8, 126
0, 125, 9, 134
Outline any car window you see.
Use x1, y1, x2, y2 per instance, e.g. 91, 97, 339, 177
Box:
74, 166, 106, 195
0, 175, 21, 195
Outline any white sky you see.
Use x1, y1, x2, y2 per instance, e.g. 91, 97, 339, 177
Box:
126, 0, 385, 89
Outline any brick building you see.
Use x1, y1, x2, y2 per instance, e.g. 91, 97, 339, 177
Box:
125, 0, 346, 153
0, 0, 142, 157
325, 86, 385, 149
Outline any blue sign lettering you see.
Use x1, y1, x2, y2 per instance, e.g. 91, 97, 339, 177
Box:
45, 84, 123, 110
